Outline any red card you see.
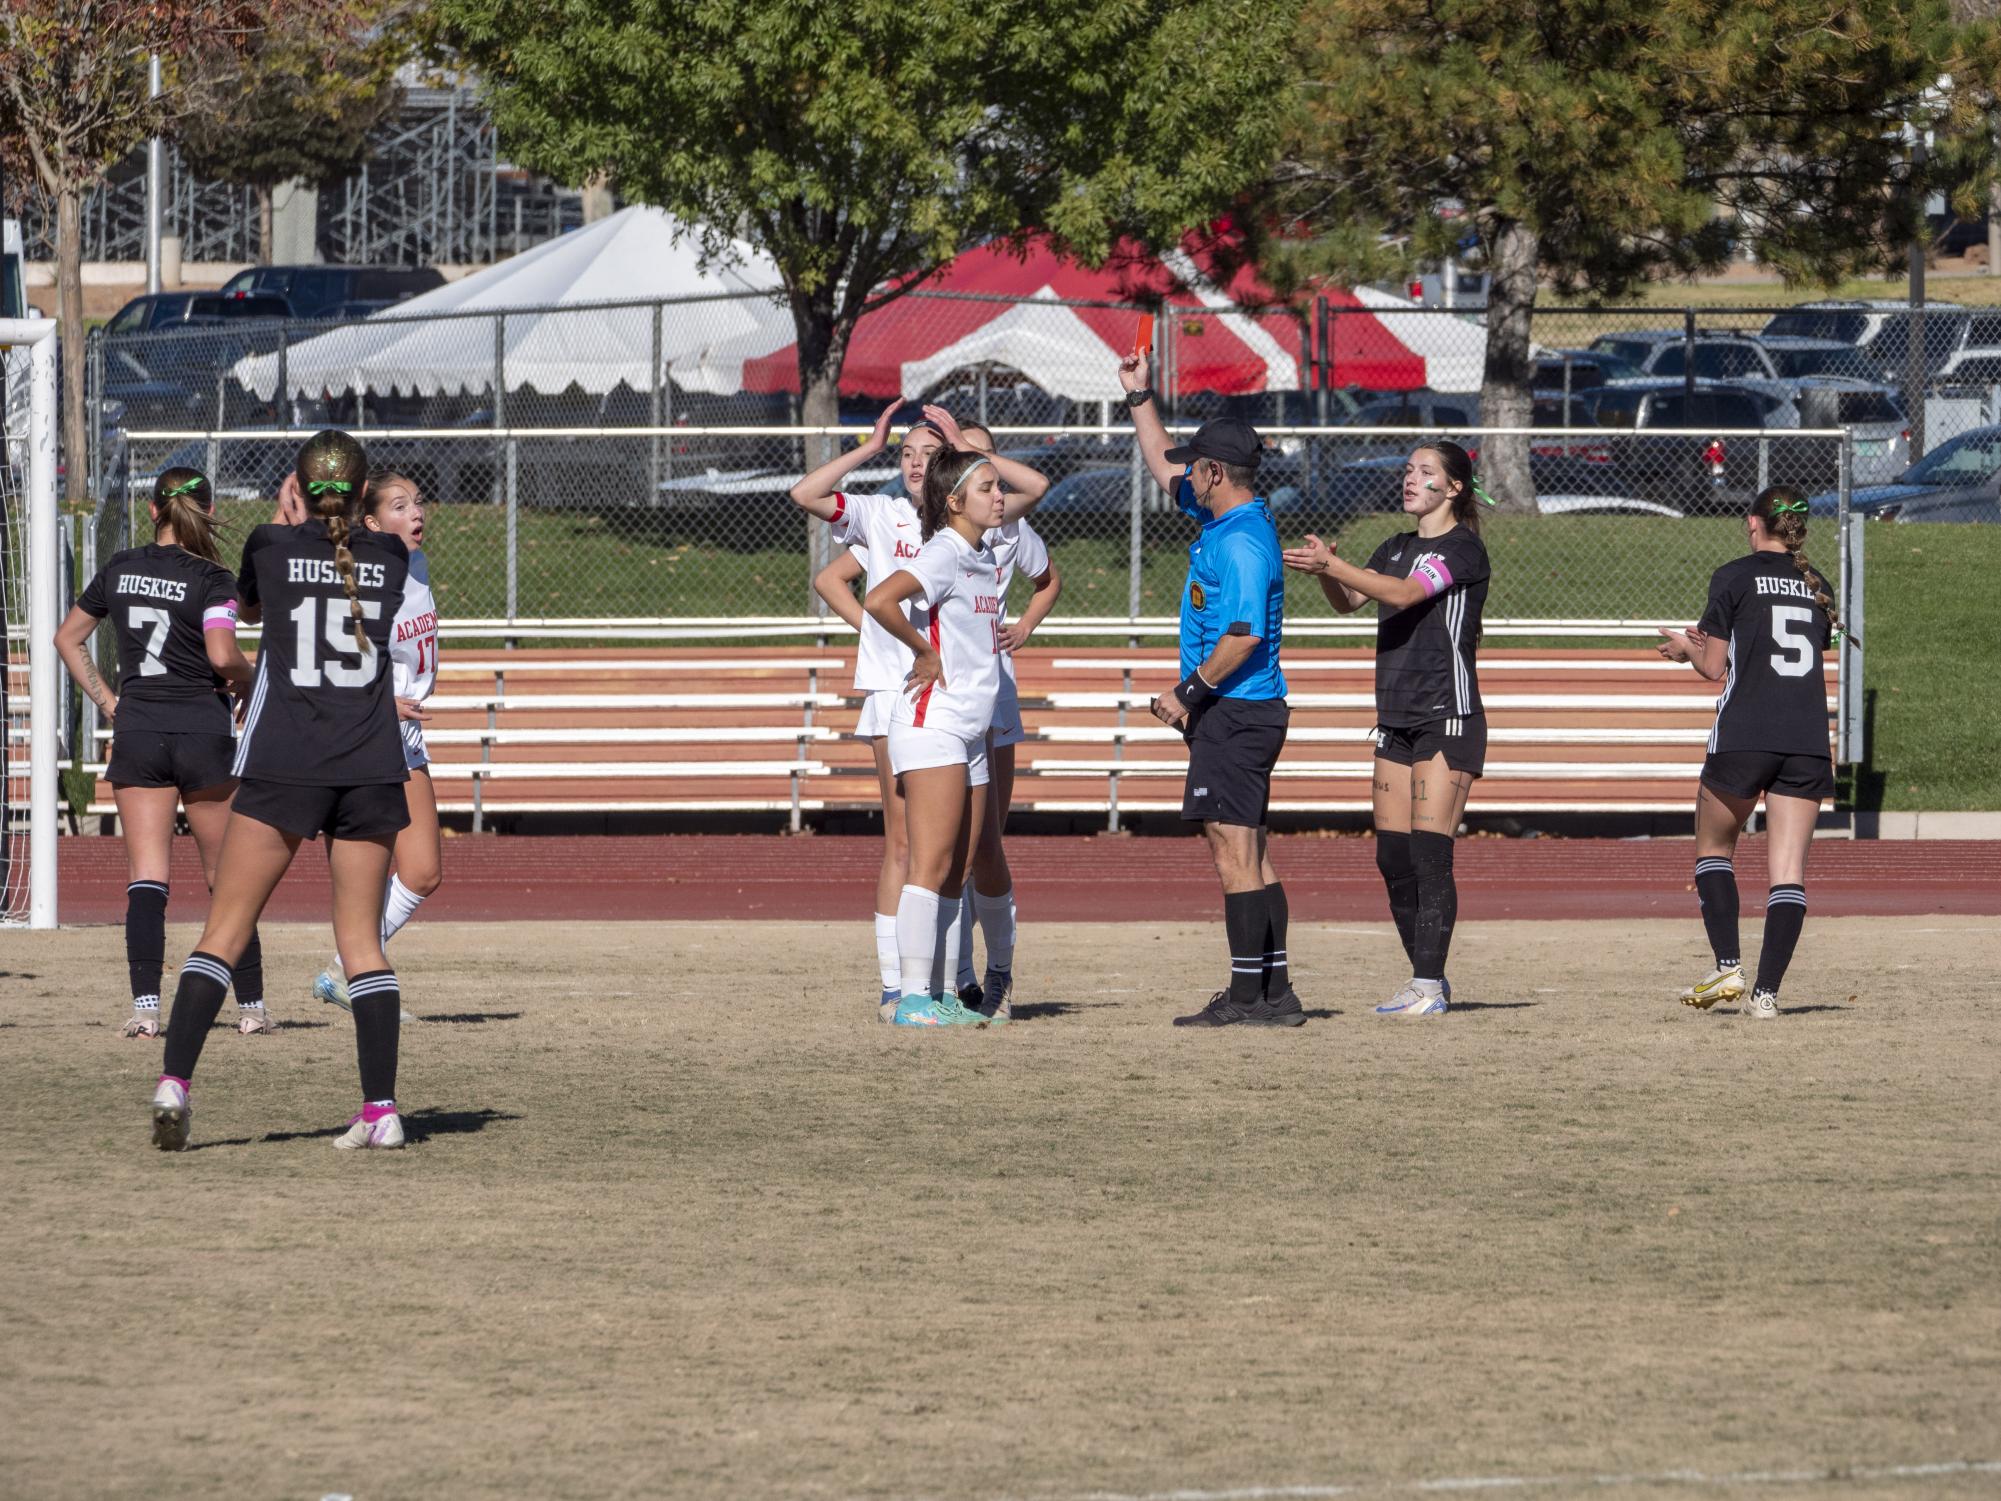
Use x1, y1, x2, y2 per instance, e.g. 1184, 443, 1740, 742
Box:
1132, 313, 1154, 356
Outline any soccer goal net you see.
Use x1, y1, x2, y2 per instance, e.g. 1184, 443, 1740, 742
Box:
3, 318, 58, 928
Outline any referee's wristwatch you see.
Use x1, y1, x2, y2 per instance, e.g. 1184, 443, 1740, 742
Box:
1124, 387, 1155, 409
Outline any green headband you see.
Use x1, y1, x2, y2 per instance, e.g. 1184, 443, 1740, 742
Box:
161, 476, 206, 499
306, 478, 353, 497
1770, 499, 1808, 514
946, 456, 993, 498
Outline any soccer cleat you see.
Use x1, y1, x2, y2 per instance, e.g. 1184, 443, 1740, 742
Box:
892, 992, 980, 1027
1744, 988, 1780, 1021
1680, 963, 1746, 1010
314, 967, 352, 1013
1173, 989, 1307, 1028
237, 1006, 273, 1036
978, 968, 1014, 1024
957, 980, 984, 1013
121, 1011, 161, 1039
878, 987, 900, 1025
1374, 982, 1448, 1017
150, 1077, 192, 1152
334, 1110, 405, 1151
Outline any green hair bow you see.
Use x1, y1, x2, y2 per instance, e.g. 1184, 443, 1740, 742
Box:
1470, 475, 1498, 507
1771, 499, 1809, 514
162, 476, 206, 499
306, 479, 353, 497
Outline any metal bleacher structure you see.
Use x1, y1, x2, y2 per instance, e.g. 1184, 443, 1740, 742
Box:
64, 617, 1842, 832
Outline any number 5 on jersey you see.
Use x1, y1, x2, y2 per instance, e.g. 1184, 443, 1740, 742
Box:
290, 596, 382, 687
1770, 604, 1817, 677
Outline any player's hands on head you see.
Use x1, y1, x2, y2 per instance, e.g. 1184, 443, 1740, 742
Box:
1118, 351, 1151, 392
920, 404, 965, 449
273, 473, 308, 526
998, 621, 1032, 653
865, 399, 901, 454
905, 646, 945, 695
395, 696, 431, 723
1281, 534, 1338, 574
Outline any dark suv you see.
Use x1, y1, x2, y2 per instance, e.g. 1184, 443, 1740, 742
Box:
103, 290, 291, 334
219, 264, 446, 319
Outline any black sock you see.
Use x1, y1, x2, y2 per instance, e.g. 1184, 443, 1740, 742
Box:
161, 951, 233, 1081
1262, 881, 1290, 998
234, 928, 265, 1007
1753, 885, 1807, 997
125, 881, 168, 1004
347, 970, 402, 1103
1694, 857, 1741, 969
1223, 889, 1269, 1006
1410, 831, 1458, 979
1375, 832, 1418, 964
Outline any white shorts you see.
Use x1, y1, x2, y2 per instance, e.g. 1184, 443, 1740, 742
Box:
401, 720, 429, 771
888, 723, 991, 786
989, 674, 1026, 749
854, 688, 899, 739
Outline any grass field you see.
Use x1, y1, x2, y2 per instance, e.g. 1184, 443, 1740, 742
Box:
4, 916, 1998, 1499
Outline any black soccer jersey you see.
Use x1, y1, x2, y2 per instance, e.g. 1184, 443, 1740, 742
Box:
1697, 552, 1833, 756
76, 544, 238, 735
1365, 525, 1490, 727
234, 521, 410, 786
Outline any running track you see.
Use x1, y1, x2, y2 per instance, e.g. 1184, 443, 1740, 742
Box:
48, 836, 2001, 923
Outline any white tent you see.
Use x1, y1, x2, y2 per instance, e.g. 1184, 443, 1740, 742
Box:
233, 206, 792, 403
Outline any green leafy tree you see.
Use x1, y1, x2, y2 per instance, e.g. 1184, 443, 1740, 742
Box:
1269, 0, 2001, 507
178, 5, 411, 264
435, 0, 1296, 460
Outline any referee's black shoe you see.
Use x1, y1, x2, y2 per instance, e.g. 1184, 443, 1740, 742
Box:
1173, 988, 1307, 1028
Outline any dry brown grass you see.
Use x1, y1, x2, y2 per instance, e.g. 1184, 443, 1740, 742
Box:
3, 916, 1998, 1500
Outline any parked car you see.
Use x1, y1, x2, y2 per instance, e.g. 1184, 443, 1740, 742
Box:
1807, 423, 2001, 521
1532, 349, 1646, 390
219, 264, 446, 319
103, 290, 291, 334
1574, 380, 1792, 511
1758, 298, 1964, 357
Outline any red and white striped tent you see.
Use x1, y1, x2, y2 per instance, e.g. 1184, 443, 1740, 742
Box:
734, 239, 1478, 402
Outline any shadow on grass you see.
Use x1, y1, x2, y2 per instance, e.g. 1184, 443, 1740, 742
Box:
187, 1106, 523, 1151
1449, 1001, 1540, 1012
419, 1011, 524, 1025
273, 1019, 330, 1031
1779, 1003, 1853, 1015
1007, 1001, 1110, 1021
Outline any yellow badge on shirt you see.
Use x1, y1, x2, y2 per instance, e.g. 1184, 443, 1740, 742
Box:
1190, 582, 1207, 610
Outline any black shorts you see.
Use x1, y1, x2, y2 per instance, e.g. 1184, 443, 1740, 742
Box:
1701, 750, 1835, 802
1374, 714, 1487, 779
231, 778, 411, 841
1181, 696, 1289, 827
105, 731, 237, 793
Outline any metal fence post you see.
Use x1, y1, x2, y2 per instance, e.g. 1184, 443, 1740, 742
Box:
1682, 307, 1696, 403
649, 302, 663, 505
1837, 434, 1863, 765
1126, 438, 1145, 627
491, 311, 507, 509
86, 333, 104, 503
275, 321, 289, 425
505, 437, 519, 625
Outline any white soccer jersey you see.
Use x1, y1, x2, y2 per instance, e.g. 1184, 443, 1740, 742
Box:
988, 518, 1051, 686
829, 490, 924, 691
891, 529, 1003, 742
390, 548, 439, 701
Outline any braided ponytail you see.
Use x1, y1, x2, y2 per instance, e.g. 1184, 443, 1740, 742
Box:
1752, 486, 1856, 648
295, 429, 371, 653
152, 467, 223, 564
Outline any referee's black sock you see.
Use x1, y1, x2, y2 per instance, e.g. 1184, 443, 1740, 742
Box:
1753, 885, 1807, 998
1262, 881, 1290, 998
1223, 889, 1269, 1007
347, 970, 403, 1103
1410, 831, 1458, 979
1694, 857, 1741, 970
234, 927, 265, 1008
1374, 832, 1418, 965
161, 951, 233, 1081
125, 881, 169, 1005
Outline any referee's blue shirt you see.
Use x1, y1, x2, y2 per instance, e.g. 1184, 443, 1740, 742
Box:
1177, 477, 1286, 700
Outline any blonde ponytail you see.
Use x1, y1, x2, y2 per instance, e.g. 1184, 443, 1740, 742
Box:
295, 430, 372, 653
152, 468, 222, 564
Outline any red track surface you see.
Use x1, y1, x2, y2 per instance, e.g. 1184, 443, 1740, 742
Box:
50, 835, 2001, 923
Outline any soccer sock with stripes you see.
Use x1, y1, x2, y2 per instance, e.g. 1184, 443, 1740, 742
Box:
1262, 880, 1290, 997
894, 885, 941, 1000
873, 913, 900, 993
347, 970, 403, 1103
234, 927, 265, 1011
1374, 832, 1419, 965
1223, 888, 1270, 1006
380, 875, 426, 947
1410, 831, 1458, 980
125, 880, 169, 1007
956, 888, 979, 989
973, 886, 1016, 978
161, 951, 233, 1081
1753, 885, 1808, 998
1694, 857, 1741, 969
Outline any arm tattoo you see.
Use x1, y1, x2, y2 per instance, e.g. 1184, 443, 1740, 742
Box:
81, 660, 115, 715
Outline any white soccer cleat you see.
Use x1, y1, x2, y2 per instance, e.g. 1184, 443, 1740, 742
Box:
1744, 989, 1780, 1021
237, 1006, 273, 1036
314, 968, 352, 1013
150, 1078, 192, 1152
878, 988, 900, 1025
333, 1110, 405, 1151
121, 1011, 161, 1039
1680, 964, 1746, 1010
1374, 982, 1448, 1017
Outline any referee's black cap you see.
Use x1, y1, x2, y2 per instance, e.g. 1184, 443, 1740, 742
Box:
1164, 418, 1262, 469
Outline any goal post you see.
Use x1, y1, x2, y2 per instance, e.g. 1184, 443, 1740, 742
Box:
2, 317, 59, 928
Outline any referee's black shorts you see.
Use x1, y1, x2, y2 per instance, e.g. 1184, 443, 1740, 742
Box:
1181, 696, 1289, 828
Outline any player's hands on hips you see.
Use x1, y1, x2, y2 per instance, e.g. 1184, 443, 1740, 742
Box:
905, 647, 945, 696
920, 404, 965, 449
863, 399, 901, 455
1150, 687, 1189, 728
1118, 351, 1152, 392
273, 473, 308, 525
395, 696, 431, 722
1282, 533, 1338, 575
998, 621, 1032, 653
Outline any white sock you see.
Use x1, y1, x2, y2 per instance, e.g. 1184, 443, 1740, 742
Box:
955, 888, 978, 988
895, 885, 940, 1000
873, 912, 900, 992
938, 892, 965, 998
381, 874, 426, 947
974, 886, 1016, 975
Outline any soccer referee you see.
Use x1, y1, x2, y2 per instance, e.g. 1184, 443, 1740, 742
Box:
1118, 349, 1299, 1027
